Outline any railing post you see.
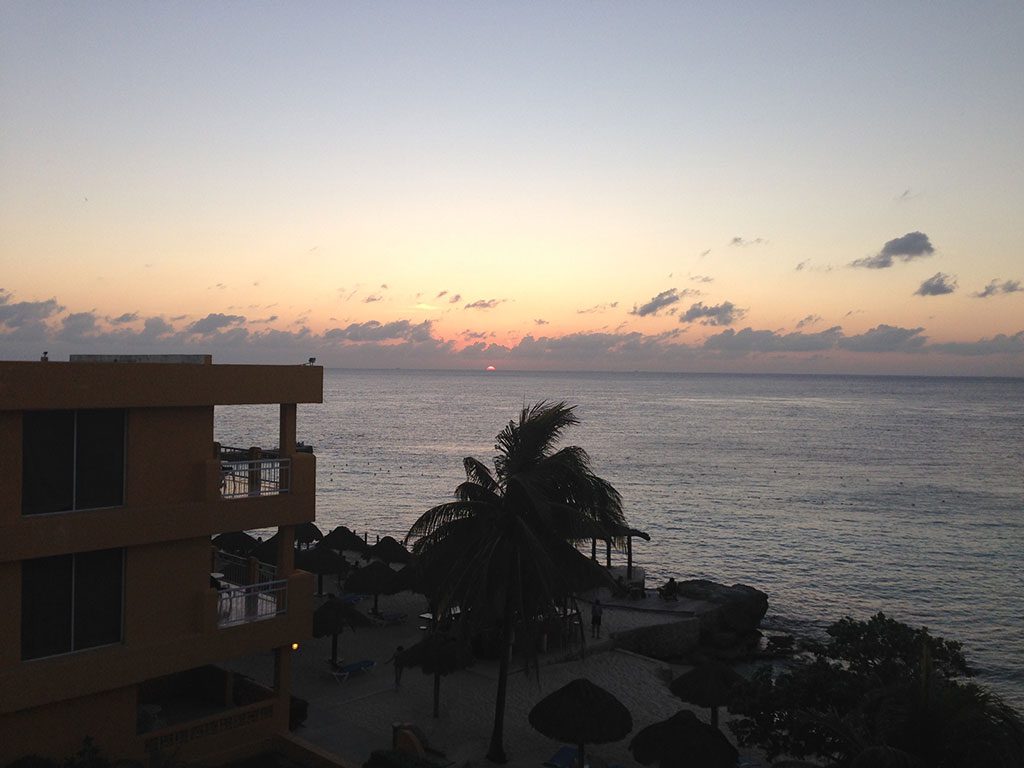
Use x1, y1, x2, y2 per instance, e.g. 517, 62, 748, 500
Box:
247, 446, 262, 496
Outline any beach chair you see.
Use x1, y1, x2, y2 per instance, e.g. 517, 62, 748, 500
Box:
330, 658, 376, 683
543, 745, 578, 768
372, 611, 407, 626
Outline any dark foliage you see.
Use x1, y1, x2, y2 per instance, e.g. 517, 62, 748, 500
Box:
729, 613, 1024, 767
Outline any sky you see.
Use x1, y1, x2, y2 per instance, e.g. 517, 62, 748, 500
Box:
2, 2, 1022, 375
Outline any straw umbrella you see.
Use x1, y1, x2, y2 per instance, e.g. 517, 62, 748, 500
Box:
212, 531, 257, 555
528, 678, 633, 768
322, 525, 369, 556
369, 535, 412, 565
313, 596, 373, 667
295, 544, 349, 596
398, 630, 474, 718
344, 559, 399, 614
668, 661, 745, 729
294, 521, 323, 549
629, 710, 738, 768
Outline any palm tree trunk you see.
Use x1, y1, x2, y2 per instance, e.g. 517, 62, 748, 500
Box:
433, 670, 441, 718
487, 609, 514, 763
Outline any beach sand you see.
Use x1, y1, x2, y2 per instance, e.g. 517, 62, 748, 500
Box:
226, 589, 766, 768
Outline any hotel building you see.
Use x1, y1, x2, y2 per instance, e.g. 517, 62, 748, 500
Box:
0, 355, 323, 765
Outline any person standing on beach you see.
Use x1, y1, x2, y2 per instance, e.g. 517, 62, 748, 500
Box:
386, 645, 405, 690
591, 599, 604, 639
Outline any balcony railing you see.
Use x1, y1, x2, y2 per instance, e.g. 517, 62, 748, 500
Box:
219, 458, 290, 499
217, 580, 288, 628
214, 550, 277, 586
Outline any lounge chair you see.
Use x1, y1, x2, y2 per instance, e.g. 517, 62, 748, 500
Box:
543, 746, 578, 768
330, 658, 376, 683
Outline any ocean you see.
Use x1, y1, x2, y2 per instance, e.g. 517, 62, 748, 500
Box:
215, 369, 1024, 709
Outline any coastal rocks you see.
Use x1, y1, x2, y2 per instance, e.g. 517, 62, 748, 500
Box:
679, 580, 768, 661
614, 618, 701, 660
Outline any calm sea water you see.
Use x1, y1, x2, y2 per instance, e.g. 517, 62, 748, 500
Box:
216, 369, 1024, 708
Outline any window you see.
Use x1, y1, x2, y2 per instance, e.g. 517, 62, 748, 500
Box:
22, 409, 126, 515
21, 548, 124, 660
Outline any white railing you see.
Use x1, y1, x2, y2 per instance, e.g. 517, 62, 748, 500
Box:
217, 580, 288, 627
214, 551, 277, 585
220, 458, 290, 499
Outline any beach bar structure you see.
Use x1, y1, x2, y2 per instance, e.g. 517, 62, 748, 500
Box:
0, 356, 323, 765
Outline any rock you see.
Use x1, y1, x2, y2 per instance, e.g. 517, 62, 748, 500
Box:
614, 617, 700, 660
678, 579, 768, 635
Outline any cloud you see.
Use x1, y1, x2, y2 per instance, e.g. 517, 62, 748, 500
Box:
56, 312, 101, 341
461, 330, 492, 340
449, 294, 461, 304
436, 290, 448, 299
699, 249, 711, 258
704, 326, 843, 353
187, 313, 246, 335
630, 289, 680, 317
730, 237, 766, 247
577, 301, 619, 314
915, 272, 957, 296
464, 299, 502, 310
322, 319, 434, 343
851, 231, 934, 269
795, 261, 807, 271
796, 314, 823, 329
929, 332, 1024, 356
534, 319, 549, 325
680, 301, 744, 326
974, 279, 1022, 298
364, 295, 383, 303
0, 291, 63, 328
109, 312, 139, 325
690, 275, 713, 283
140, 317, 175, 339
837, 324, 927, 353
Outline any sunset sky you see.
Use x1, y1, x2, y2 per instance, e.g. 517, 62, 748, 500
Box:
2, 3, 1022, 375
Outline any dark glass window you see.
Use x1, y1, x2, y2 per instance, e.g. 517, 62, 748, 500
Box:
22, 409, 125, 515
21, 549, 124, 660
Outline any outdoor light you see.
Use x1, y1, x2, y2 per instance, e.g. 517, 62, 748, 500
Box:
291, 642, 300, 651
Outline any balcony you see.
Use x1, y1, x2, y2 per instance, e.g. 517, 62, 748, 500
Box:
212, 551, 287, 628
217, 445, 290, 499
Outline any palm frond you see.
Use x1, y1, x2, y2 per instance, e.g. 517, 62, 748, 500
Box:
463, 456, 498, 491
405, 500, 494, 546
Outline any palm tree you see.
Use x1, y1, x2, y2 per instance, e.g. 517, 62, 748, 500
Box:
405, 401, 625, 763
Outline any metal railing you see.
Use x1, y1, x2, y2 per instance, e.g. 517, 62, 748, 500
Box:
217, 580, 288, 628
219, 458, 290, 499
214, 551, 277, 586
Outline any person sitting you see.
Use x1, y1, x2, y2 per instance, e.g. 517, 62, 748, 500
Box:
658, 576, 679, 601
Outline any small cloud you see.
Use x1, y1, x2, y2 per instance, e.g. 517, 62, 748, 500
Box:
699, 249, 711, 258
838, 324, 927, 353
730, 237, 766, 247
914, 272, 957, 296
187, 313, 245, 335
680, 301, 745, 326
796, 314, 823, 329
250, 315, 278, 324
630, 289, 680, 317
578, 301, 619, 315
436, 290, 448, 299
109, 312, 139, 325
690, 274, 713, 283
895, 188, 920, 202
464, 299, 502, 310
795, 261, 807, 271
851, 231, 934, 269
535, 319, 549, 325
449, 293, 461, 304
974, 279, 1022, 298
462, 330, 493, 340
364, 295, 383, 303
380, 283, 389, 290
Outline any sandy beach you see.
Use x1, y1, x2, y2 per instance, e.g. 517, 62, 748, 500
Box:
226, 588, 765, 768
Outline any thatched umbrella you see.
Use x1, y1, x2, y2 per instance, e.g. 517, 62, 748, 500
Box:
313, 596, 373, 666
322, 525, 369, 555
344, 559, 399, 614
251, 533, 280, 564
629, 710, 738, 768
212, 531, 257, 555
295, 544, 349, 596
369, 535, 412, 565
528, 678, 633, 768
668, 661, 745, 729
294, 521, 324, 548
397, 630, 474, 718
